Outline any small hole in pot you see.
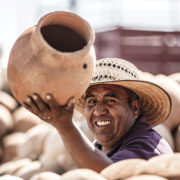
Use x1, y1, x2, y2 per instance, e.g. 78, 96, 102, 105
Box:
83, 64, 87, 69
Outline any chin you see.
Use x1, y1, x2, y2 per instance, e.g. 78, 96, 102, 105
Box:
97, 136, 113, 145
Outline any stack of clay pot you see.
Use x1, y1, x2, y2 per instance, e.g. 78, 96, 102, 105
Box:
29, 153, 180, 180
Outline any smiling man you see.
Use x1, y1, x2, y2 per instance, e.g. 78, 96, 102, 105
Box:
85, 84, 140, 155
23, 58, 173, 172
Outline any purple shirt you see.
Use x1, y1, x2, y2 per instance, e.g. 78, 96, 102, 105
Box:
94, 116, 173, 162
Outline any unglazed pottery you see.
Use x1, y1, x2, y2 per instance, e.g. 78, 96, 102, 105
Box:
8, 11, 96, 105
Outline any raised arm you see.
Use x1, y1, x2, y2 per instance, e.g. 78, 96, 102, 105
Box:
23, 93, 112, 172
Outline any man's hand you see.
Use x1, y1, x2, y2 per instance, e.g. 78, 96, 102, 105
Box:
23, 93, 75, 128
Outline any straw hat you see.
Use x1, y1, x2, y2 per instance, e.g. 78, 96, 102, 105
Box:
75, 58, 171, 127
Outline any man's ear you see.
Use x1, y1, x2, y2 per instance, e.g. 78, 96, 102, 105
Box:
131, 99, 140, 119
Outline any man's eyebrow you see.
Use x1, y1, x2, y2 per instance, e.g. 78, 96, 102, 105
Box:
85, 94, 94, 99
104, 93, 118, 98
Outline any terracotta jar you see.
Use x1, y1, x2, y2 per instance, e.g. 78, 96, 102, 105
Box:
7, 11, 96, 105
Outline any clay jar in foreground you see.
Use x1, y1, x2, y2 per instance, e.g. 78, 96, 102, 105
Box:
8, 11, 96, 105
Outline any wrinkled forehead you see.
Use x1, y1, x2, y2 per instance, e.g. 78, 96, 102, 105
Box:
85, 84, 128, 97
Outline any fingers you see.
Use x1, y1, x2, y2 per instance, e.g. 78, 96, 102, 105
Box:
23, 101, 32, 110
23, 93, 50, 115
23, 93, 76, 116
46, 94, 75, 111
32, 93, 50, 111
66, 96, 76, 111
23, 96, 40, 114
45, 93, 58, 111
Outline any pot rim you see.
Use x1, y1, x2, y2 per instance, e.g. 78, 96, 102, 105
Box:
35, 11, 95, 56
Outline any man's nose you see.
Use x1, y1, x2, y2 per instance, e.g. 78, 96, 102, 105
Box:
93, 101, 108, 116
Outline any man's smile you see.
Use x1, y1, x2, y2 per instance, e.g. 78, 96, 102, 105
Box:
96, 120, 111, 127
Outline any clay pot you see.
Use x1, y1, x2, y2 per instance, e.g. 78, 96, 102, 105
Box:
7, 11, 96, 106
140, 153, 180, 178
154, 74, 180, 131
39, 128, 75, 173
100, 159, 147, 180
153, 123, 174, 151
30, 171, 62, 180
13, 106, 43, 132
169, 72, 180, 85
22, 124, 53, 160
0, 175, 23, 180
140, 72, 180, 131
2, 132, 27, 162
13, 160, 43, 180
0, 158, 31, 175
0, 90, 18, 112
0, 104, 14, 138
61, 169, 107, 180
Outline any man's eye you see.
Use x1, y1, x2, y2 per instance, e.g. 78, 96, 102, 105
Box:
86, 99, 96, 105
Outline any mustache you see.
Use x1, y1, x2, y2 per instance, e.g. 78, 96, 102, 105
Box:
93, 116, 113, 121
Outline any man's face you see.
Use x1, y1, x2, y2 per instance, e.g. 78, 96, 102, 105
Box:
85, 84, 138, 151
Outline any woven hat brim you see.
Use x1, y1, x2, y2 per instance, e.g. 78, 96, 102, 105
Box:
75, 80, 171, 127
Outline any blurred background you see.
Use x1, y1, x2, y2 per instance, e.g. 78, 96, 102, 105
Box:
1, 0, 180, 79
0, 0, 180, 179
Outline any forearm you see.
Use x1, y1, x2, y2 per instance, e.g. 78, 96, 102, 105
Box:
56, 122, 113, 172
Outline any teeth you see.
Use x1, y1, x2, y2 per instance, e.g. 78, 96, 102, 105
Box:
96, 121, 110, 126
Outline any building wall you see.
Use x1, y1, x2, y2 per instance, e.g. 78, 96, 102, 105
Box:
95, 28, 180, 75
